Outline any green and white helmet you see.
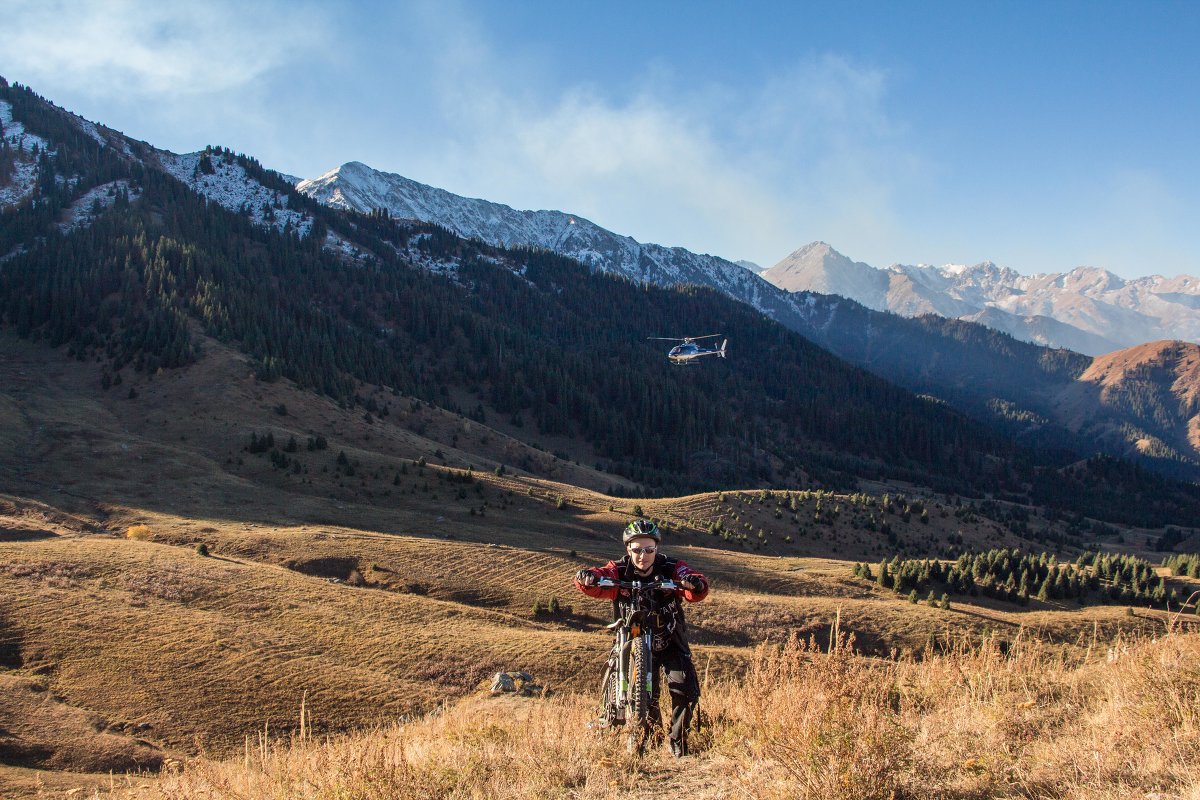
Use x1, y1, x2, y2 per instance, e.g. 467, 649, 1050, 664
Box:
623, 518, 661, 544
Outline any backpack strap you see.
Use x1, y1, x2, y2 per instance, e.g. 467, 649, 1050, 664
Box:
611, 555, 631, 620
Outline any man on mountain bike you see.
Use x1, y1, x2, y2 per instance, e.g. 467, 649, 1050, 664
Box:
574, 518, 710, 757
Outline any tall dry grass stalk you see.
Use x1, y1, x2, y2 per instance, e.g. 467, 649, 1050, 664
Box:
93, 629, 1200, 800
711, 628, 1200, 799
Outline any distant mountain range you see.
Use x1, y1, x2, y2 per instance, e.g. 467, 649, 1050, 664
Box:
764, 242, 1200, 356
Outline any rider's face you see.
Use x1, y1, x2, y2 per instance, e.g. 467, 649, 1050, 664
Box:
627, 536, 657, 574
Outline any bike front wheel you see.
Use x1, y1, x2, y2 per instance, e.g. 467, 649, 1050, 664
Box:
626, 636, 654, 752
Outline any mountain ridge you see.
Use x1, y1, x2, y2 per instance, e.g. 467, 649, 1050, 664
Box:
296, 161, 795, 324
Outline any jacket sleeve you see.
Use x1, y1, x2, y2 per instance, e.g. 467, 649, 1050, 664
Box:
574, 560, 621, 600
672, 560, 710, 602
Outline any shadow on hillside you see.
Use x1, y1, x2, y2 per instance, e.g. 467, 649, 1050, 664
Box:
13, 467, 622, 554
0, 527, 57, 542
0, 609, 22, 668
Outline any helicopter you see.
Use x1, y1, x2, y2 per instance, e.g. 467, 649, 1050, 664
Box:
648, 334, 728, 365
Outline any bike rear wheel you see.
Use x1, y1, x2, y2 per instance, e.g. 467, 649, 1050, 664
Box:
599, 659, 622, 726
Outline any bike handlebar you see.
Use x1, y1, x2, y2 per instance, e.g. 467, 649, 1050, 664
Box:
595, 577, 679, 591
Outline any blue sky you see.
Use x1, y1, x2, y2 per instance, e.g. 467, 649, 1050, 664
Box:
3, 0, 1198, 278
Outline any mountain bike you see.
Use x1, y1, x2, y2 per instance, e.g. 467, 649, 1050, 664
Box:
593, 575, 678, 753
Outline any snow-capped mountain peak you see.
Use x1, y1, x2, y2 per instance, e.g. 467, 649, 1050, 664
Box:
763, 244, 1200, 355
295, 160, 811, 327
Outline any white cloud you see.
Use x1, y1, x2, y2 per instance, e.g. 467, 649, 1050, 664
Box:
396, 8, 920, 267
1, 0, 327, 97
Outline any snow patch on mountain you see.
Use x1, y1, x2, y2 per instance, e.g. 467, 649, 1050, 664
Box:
72, 116, 108, 148
0, 100, 48, 153
0, 100, 51, 209
159, 150, 313, 237
57, 180, 141, 233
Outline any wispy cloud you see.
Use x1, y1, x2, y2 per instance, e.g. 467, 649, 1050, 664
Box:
397, 5, 920, 266
2, 0, 327, 97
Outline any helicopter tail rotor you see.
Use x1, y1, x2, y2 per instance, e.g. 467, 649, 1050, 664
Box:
719, 339, 727, 358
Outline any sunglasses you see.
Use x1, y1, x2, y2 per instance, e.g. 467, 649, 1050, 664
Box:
628, 545, 657, 556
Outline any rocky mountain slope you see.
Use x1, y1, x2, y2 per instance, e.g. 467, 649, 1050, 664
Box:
1051, 340, 1200, 468
765, 242, 1200, 356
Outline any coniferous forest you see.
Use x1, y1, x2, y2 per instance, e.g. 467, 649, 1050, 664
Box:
856, 548, 1200, 612
4, 79, 1200, 526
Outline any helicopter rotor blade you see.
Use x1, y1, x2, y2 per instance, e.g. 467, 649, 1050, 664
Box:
647, 337, 686, 341
688, 334, 722, 340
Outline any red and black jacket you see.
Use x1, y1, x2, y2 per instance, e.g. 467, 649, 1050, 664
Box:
575, 553, 709, 651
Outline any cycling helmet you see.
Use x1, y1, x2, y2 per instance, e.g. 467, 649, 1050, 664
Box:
623, 518, 661, 544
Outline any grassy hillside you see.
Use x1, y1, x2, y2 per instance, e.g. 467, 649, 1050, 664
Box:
2, 336, 1200, 799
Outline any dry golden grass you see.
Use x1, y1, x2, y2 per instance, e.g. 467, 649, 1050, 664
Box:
78, 629, 1200, 800
1, 500, 1185, 798
0, 533, 626, 758
111, 696, 654, 800
725, 628, 1200, 799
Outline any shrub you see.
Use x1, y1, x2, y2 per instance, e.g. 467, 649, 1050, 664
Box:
196, 542, 210, 557
125, 524, 153, 541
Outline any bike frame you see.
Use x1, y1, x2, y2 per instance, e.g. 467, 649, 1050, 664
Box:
597, 577, 677, 728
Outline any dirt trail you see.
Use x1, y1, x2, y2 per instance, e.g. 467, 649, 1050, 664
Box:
620, 752, 749, 799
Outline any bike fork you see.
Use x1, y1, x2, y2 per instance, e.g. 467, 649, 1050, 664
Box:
616, 630, 629, 723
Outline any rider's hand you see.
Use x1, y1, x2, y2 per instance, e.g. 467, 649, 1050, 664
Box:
679, 576, 702, 592
575, 568, 598, 587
